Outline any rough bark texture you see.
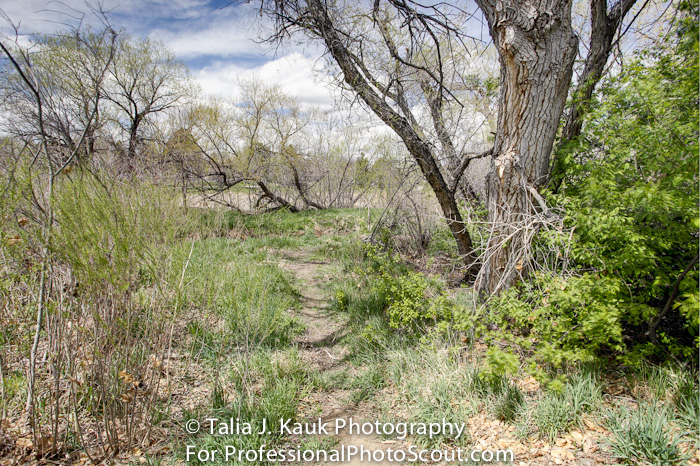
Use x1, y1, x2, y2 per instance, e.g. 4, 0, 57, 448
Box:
475, 0, 578, 294
305, 0, 475, 261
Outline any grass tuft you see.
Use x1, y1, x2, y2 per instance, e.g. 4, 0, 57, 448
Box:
607, 403, 690, 465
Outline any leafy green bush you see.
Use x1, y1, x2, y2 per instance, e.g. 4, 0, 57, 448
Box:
462, 273, 627, 373
550, 3, 699, 361
364, 244, 452, 331
480, 347, 520, 385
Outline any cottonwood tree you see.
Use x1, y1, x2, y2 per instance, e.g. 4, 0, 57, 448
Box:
261, 0, 646, 293
471, 0, 579, 294
300, 110, 378, 208
164, 100, 251, 208
106, 35, 192, 169
263, 0, 492, 271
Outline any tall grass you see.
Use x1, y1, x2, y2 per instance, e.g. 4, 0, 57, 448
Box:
1, 168, 213, 458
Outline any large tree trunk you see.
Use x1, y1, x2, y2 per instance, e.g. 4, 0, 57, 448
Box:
475, 0, 578, 294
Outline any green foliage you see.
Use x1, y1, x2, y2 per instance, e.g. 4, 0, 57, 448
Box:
54, 177, 193, 291
365, 245, 452, 331
334, 290, 349, 311
480, 347, 520, 385
607, 404, 690, 465
546, 4, 700, 361
464, 273, 627, 373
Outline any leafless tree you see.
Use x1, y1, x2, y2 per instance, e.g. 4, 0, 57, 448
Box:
105, 35, 193, 169
262, 0, 488, 271
0, 29, 117, 163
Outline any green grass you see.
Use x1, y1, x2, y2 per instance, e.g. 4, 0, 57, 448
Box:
5, 170, 697, 465
491, 379, 525, 423
531, 372, 602, 441
183, 349, 311, 465
201, 207, 375, 238
674, 373, 700, 433
349, 363, 386, 403
607, 403, 691, 465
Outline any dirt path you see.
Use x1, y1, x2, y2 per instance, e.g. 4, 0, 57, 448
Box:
278, 251, 395, 466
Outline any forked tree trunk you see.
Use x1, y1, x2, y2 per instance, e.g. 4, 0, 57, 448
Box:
475, 0, 578, 294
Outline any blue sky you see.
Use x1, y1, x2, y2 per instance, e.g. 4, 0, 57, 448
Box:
0, 0, 335, 106
1, 0, 667, 112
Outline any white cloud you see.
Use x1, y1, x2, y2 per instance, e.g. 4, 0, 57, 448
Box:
150, 19, 263, 59
194, 52, 337, 109
249, 53, 335, 107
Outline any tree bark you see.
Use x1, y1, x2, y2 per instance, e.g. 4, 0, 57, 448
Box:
475, 0, 579, 294
128, 113, 143, 161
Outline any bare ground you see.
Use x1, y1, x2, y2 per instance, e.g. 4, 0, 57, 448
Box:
278, 251, 397, 466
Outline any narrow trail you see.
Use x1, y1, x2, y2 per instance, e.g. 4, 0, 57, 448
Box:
278, 251, 396, 466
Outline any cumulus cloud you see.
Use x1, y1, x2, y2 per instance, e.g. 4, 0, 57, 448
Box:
2, 1, 342, 111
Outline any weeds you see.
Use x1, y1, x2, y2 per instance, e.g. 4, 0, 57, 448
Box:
491, 379, 525, 423
349, 364, 386, 403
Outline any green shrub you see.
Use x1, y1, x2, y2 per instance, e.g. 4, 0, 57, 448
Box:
364, 244, 452, 331
463, 273, 627, 374
480, 347, 520, 385
551, 3, 699, 361
334, 290, 349, 311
